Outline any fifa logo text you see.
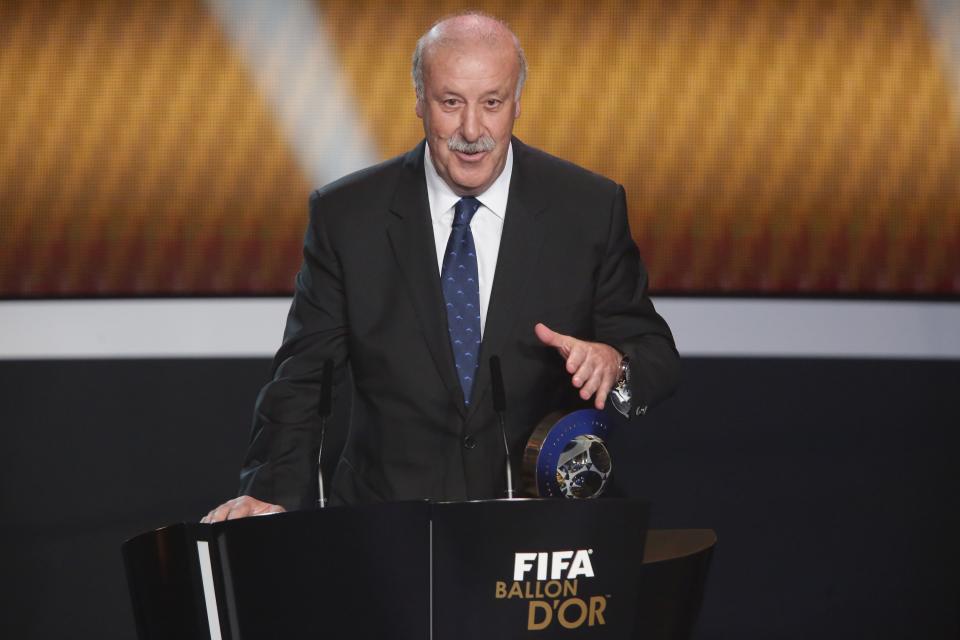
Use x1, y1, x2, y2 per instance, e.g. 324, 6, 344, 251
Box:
494, 549, 607, 631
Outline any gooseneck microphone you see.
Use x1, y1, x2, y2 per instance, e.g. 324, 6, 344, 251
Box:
317, 359, 334, 509
489, 356, 515, 499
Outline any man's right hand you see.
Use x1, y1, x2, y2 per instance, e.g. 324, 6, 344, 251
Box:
201, 496, 285, 523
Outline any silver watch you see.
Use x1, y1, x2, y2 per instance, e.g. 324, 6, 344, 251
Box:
610, 355, 632, 418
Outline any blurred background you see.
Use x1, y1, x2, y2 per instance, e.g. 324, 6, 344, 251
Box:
2, 0, 959, 297
1, 1, 958, 638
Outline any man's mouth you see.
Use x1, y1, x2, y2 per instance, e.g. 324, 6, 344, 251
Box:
455, 149, 487, 162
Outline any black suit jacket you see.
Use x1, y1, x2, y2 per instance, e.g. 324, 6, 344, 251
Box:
238, 138, 679, 509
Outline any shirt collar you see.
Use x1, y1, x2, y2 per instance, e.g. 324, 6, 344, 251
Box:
424, 141, 513, 222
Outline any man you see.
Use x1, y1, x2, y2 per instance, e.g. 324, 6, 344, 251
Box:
203, 12, 678, 523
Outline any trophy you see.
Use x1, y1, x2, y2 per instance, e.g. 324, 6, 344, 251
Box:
522, 409, 614, 499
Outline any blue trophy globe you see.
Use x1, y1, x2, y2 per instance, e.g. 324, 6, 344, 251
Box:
522, 409, 615, 498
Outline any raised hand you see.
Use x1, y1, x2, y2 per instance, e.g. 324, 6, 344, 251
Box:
534, 322, 621, 410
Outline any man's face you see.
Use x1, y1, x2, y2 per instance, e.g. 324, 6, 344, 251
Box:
416, 40, 520, 196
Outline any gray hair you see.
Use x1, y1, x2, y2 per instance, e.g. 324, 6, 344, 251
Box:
412, 11, 528, 104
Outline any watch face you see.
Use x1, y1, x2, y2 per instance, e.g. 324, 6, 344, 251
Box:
610, 385, 631, 418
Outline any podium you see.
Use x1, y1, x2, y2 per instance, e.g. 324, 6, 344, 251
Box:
123, 499, 714, 639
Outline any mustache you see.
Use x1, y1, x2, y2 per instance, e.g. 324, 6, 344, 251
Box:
447, 133, 496, 154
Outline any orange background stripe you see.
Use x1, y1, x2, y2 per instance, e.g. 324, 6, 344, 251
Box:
1, 0, 958, 296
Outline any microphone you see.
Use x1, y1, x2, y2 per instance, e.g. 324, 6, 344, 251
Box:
317, 359, 333, 509
489, 356, 514, 499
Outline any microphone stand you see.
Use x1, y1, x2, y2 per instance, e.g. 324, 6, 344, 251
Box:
489, 356, 515, 499
317, 359, 333, 509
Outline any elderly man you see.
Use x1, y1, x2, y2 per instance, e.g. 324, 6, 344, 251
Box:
203, 12, 678, 522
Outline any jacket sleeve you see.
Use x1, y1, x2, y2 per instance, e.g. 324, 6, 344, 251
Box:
593, 184, 680, 416
237, 190, 350, 510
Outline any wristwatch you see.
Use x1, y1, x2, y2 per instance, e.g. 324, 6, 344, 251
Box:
610, 354, 632, 418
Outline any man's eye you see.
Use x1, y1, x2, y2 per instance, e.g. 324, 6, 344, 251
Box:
486, 99, 502, 108
443, 99, 459, 107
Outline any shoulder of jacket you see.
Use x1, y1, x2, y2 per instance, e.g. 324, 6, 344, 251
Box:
308, 151, 409, 210
516, 140, 621, 198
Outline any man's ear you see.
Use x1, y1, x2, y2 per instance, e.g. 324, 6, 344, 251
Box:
415, 99, 424, 119
514, 98, 521, 119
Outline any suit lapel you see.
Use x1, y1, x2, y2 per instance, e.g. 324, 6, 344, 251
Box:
386, 142, 467, 417
468, 139, 548, 420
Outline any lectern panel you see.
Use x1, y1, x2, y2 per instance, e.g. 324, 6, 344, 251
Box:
213, 503, 431, 639
431, 499, 649, 639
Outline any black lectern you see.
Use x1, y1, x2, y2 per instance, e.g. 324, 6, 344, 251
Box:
123, 499, 714, 639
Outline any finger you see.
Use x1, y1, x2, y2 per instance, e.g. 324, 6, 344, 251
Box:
571, 358, 594, 388
225, 506, 247, 520
534, 322, 558, 345
205, 502, 232, 523
580, 353, 613, 401
594, 376, 615, 410
579, 364, 604, 400
535, 323, 572, 356
216, 503, 239, 522
565, 342, 588, 375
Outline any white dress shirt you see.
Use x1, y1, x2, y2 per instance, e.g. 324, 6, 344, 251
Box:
424, 143, 512, 338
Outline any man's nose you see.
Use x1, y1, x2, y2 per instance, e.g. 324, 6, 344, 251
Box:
460, 104, 482, 142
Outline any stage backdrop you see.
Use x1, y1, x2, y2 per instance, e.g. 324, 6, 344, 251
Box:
2, 0, 959, 298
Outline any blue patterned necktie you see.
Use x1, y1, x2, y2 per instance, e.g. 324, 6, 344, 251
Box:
441, 197, 483, 405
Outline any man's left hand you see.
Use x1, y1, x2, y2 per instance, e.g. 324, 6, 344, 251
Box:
534, 322, 621, 410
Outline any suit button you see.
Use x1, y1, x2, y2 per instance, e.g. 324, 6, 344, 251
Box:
463, 435, 477, 450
